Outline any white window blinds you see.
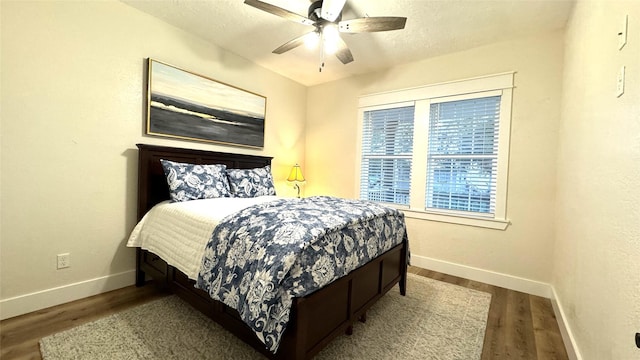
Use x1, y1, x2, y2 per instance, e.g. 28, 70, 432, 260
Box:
426, 96, 501, 215
360, 105, 414, 205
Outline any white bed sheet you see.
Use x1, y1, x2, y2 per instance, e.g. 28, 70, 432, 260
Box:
127, 196, 279, 280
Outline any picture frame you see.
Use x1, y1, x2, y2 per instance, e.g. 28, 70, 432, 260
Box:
146, 59, 266, 148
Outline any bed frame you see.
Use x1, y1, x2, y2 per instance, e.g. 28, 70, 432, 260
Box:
134, 143, 408, 359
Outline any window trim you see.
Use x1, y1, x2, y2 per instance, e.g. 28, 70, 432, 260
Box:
356, 72, 514, 230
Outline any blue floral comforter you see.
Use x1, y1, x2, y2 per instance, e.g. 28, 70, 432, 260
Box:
195, 196, 408, 353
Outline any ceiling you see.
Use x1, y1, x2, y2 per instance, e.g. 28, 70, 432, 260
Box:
121, 0, 575, 86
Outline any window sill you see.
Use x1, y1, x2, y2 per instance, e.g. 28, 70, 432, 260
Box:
400, 208, 510, 230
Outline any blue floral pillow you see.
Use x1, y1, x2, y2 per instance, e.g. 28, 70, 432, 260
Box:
160, 159, 231, 202
226, 165, 276, 198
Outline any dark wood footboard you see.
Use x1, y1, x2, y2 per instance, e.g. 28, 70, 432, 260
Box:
137, 240, 407, 359
133, 144, 408, 359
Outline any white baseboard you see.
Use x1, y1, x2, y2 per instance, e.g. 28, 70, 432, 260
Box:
0, 270, 136, 320
411, 254, 552, 297
550, 286, 583, 360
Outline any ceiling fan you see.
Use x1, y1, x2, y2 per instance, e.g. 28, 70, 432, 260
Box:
244, 0, 407, 71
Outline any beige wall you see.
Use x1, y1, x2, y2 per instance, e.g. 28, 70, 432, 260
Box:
306, 31, 565, 284
554, 1, 640, 358
0, 1, 306, 302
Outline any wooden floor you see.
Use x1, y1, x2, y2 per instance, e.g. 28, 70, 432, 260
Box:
0, 266, 568, 360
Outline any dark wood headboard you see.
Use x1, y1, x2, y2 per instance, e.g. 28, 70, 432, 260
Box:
136, 144, 272, 220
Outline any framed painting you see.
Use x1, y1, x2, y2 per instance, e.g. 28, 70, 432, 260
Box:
146, 59, 266, 148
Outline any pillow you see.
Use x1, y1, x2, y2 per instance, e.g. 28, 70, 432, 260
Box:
226, 165, 276, 198
160, 159, 231, 202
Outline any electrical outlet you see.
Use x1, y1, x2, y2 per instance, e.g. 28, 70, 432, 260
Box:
616, 66, 625, 97
57, 253, 70, 269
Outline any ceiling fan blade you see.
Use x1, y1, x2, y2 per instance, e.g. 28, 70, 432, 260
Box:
244, 0, 314, 26
273, 31, 318, 54
338, 17, 407, 33
320, 0, 347, 22
334, 36, 354, 64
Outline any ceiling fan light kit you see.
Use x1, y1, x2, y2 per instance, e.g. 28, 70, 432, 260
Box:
244, 0, 407, 71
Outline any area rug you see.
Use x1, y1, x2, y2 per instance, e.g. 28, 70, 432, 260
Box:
40, 274, 491, 359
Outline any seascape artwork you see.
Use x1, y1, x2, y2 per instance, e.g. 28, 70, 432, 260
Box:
146, 59, 266, 148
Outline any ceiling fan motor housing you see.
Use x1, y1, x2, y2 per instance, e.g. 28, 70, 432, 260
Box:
308, 0, 341, 23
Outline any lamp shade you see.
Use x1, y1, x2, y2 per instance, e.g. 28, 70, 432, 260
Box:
287, 164, 305, 183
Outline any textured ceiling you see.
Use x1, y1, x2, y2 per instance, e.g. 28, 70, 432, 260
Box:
121, 0, 575, 86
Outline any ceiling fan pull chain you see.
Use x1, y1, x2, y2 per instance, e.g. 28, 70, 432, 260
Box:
319, 30, 325, 72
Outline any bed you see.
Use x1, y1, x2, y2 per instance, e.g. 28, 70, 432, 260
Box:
130, 143, 409, 359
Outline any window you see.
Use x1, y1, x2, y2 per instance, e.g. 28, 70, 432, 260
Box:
359, 105, 414, 205
357, 73, 513, 229
426, 96, 500, 215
